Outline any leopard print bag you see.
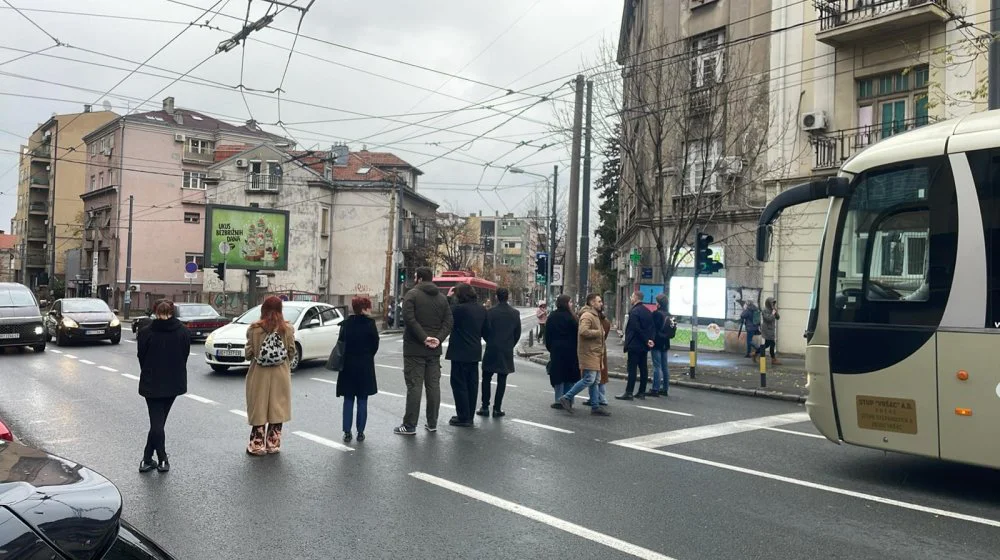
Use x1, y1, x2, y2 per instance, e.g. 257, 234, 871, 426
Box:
257, 330, 288, 367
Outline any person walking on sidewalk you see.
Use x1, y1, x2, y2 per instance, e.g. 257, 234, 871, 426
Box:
337, 296, 380, 443
136, 299, 190, 473
544, 295, 580, 409
753, 297, 781, 365
536, 302, 548, 340
244, 296, 295, 456
617, 291, 655, 401
558, 294, 611, 416
396, 267, 453, 436
650, 293, 677, 397
446, 284, 488, 428
480, 287, 521, 418
739, 300, 762, 358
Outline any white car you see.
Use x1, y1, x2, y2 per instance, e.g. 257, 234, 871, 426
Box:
204, 301, 345, 373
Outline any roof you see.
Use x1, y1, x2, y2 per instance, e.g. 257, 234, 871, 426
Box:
208, 143, 331, 184
326, 151, 423, 182
0, 234, 16, 251
86, 108, 288, 143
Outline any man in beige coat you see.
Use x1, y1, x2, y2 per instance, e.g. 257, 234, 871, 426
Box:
557, 294, 611, 416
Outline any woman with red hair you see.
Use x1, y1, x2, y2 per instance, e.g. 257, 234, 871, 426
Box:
243, 296, 296, 455
334, 296, 380, 443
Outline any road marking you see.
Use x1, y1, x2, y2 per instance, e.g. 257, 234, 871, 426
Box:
190, 353, 198, 356
98, 366, 117, 372
230, 409, 248, 418
410, 472, 675, 559
310, 378, 336, 385
184, 394, 217, 405
378, 390, 406, 398
760, 426, 826, 440
636, 406, 694, 417
65, 354, 77, 359
611, 412, 809, 448
441, 402, 456, 409
124, 339, 136, 344
376, 363, 403, 370
121, 374, 140, 381
611, 443, 1000, 529
510, 419, 574, 434
49, 349, 62, 354
78, 359, 95, 365
293, 431, 353, 452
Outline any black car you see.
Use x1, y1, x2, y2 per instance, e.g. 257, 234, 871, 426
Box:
132, 303, 229, 340
0, 282, 46, 352
45, 298, 122, 346
0, 437, 175, 559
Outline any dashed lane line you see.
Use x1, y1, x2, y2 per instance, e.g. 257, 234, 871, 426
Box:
759, 426, 826, 440
378, 390, 406, 398
610, 412, 809, 448
121, 374, 140, 381
184, 394, 217, 405
510, 419, 574, 434
293, 431, 353, 452
78, 359, 95, 365
375, 364, 403, 370
98, 366, 118, 372
49, 349, 62, 354
635, 406, 694, 417
310, 378, 336, 385
230, 410, 248, 418
410, 472, 675, 560
64, 354, 77, 359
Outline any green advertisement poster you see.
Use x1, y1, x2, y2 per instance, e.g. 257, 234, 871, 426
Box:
204, 205, 290, 271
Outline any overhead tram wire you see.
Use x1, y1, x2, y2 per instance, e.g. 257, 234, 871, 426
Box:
3, 0, 62, 45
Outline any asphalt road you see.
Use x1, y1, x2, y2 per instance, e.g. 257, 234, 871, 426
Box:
2, 311, 999, 559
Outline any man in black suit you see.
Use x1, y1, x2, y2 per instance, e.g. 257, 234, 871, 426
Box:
479, 288, 522, 418
445, 283, 488, 427
617, 290, 655, 400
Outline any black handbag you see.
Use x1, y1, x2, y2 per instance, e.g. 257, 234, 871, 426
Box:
325, 339, 345, 371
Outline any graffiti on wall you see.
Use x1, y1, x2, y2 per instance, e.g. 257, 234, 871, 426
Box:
726, 286, 761, 323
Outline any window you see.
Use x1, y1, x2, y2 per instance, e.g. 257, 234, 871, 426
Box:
689, 29, 725, 89
684, 139, 721, 194
185, 253, 205, 269
90, 175, 96, 191
357, 167, 371, 174
320, 306, 341, 325
187, 138, 213, 154
184, 212, 200, 224
108, 168, 114, 186
183, 171, 207, 190
856, 65, 930, 139
319, 258, 328, 287
321, 207, 330, 236
98, 172, 104, 188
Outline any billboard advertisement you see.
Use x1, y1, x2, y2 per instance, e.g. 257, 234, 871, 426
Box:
668, 276, 727, 319
204, 205, 290, 271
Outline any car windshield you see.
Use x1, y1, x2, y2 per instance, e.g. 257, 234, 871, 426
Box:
176, 305, 219, 318
0, 288, 36, 308
235, 305, 303, 325
62, 300, 110, 313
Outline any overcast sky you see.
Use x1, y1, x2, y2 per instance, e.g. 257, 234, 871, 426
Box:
0, 0, 621, 233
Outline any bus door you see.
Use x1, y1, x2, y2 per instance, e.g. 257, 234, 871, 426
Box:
827, 157, 957, 459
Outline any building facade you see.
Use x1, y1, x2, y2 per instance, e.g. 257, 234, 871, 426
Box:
10, 108, 118, 294
461, 211, 541, 305
0, 232, 15, 283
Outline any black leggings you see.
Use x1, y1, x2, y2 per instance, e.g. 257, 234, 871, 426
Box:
144, 397, 176, 462
757, 339, 777, 358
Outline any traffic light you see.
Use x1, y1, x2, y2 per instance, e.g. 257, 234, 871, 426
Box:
214, 262, 226, 282
398, 268, 406, 285
695, 232, 724, 276
535, 252, 548, 284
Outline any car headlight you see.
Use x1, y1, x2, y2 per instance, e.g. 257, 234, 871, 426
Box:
205, 333, 215, 347
34, 326, 44, 335
62, 318, 78, 328
109, 317, 120, 328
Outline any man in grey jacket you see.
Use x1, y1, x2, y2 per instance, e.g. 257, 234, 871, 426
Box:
395, 267, 453, 436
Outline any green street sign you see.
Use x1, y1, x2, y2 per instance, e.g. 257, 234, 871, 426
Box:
630, 249, 641, 264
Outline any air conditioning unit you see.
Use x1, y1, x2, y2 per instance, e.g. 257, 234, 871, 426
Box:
100, 148, 111, 156
720, 156, 745, 175
128, 284, 141, 292
235, 158, 248, 168
255, 275, 268, 288
801, 111, 828, 132
174, 133, 186, 143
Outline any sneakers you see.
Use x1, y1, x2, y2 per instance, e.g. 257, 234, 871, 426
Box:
591, 407, 611, 416
393, 425, 416, 436
424, 424, 437, 432
357, 432, 365, 442
646, 391, 661, 398
550, 402, 563, 409
343, 431, 352, 443
559, 396, 574, 413
156, 457, 170, 473
615, 393, 634, 401
139, 459, 156, 473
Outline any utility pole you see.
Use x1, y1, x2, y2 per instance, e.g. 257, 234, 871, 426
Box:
123, 195, 134, 318
549, 166, 558, 308
394, 175, 404, 328
565, 74, 585, 301
383, 186, 397, 327
690, 228, 700, 379
990, 0, 1000, 109
579, 80, 594, 301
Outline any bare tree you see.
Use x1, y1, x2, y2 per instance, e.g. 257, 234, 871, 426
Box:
434, 212, 477, 272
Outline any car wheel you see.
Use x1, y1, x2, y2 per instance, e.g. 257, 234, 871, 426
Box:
110, 336, 121, 345
290, 343, 302, 372
210, 364, 230, 373
56, 330, 67, 346
32, 343, 45, 353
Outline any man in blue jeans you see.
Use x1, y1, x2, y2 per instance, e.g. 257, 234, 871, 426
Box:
650, 293, 677, 396
558, 293, 611, 416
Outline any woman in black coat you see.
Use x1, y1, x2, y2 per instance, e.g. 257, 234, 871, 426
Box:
336, 296, 380, 443
544, 294, 580, 408
136, 299, 190, 474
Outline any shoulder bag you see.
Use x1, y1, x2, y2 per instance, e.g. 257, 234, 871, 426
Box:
325, 338, 345, 371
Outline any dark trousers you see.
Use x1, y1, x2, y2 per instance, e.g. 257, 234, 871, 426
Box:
342, 395, 368, 433
756, 339, 776, 358
625, 350, 649, 395
481, 371, 508, 410
403, 355, 442, 429
449, 361, 479, 422
144, 396, 176, 462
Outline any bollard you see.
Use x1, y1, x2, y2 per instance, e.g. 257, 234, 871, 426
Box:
528, 330, 534, 347
759, 355, 767, 388
689, 339, 696, 379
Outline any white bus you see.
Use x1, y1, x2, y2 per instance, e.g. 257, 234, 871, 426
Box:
757, 110, 1000, 470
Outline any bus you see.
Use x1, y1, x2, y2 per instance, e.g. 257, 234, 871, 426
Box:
756, 109, 1000, 470
433, 271, 498, 305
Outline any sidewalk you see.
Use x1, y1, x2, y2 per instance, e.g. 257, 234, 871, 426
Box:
517, 342, 807, 403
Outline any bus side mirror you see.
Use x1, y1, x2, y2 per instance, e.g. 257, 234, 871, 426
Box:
756, 223, 774, 262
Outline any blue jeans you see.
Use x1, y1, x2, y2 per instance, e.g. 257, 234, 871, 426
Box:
598, 383, 608, 405
343, 395, 368, 433
553, 382, 575, 402
746, 330, 760, 356
562, 370, 599, 409
651, 349, 669, 393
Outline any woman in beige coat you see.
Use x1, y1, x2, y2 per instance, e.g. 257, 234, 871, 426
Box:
243, 296, 296, 456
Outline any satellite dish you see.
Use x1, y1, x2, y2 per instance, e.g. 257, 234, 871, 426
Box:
102, 100, 112, 111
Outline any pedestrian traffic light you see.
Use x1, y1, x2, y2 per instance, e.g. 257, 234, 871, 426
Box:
695, 232, 724, 276
535, 252, 548, 283
398, 268, 406, 284
214, 262, 226, 281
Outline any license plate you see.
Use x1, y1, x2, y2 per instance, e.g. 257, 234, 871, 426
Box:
0, 333, 19, 339
86, 330, 105, 335
216, 349, 243, 357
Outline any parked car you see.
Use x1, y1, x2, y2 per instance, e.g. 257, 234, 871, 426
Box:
0, 282, 46, 352
45, 298, 122, 346
0, 436, 176, 558
132, 303, 229, 340
203, 301, 344, 373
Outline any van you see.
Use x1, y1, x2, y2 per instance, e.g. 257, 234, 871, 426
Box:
0, 282, 46, 352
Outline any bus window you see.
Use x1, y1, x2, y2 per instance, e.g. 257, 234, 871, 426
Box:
967, 148, 1000, 329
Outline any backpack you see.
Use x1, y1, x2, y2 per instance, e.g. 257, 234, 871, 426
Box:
257, 330, 288, 367
752, 308, 761, 327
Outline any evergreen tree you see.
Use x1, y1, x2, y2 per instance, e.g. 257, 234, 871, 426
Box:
593, 122, 621, 293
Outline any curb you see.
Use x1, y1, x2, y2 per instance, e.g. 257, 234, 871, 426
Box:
523, 355, 806, 404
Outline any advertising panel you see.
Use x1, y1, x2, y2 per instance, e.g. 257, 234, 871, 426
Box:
668, 276, 727, 319
204, 205, 290, 271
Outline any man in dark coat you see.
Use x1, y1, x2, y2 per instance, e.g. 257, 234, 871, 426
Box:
650, 293, 677, 397
617, 290, 655, 400
479, 287, 521, 418
445, 283, 488, 427
544, 294, 580, 408
396, 267, 453, 436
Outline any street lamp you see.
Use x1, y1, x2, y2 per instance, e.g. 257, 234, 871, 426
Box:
510, 166, 556, 309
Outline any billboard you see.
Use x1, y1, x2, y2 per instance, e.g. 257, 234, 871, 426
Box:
204, 205, 290, 271
669, 276, 727, 319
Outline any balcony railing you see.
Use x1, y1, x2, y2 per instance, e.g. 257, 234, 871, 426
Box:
30, 146, 51, 159
28, 202, 48, 214
818, 0, 948, 33
182, 149, 215, 165
26, 254, 46, 268
27, 228, 47, 240
30, 175, 50, 187
811, 117, 929, 170
246, 173, 282, 192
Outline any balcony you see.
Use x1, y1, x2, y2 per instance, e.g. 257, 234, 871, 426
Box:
30, 175, 50, 188
810, 117, 929, 170
816, 0, 949, 46
245, 173, 282, 193
30, 146, 51, 160
28, 202, 48, 215
27, 227, 47, 241
181, 149, 215, 165
25, 253, 46, 268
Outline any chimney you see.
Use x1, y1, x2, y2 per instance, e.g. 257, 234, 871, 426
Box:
331, 143, 349, 166
246, 119, 258, 130
163, 97, 175, 114
83, 104, 92, 113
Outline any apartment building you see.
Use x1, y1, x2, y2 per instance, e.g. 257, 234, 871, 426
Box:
10, 108, 118, 292
761, 0, 992, 354
463, 211, 540, 305
0, 231, 15, 283
79, 97, 289, 310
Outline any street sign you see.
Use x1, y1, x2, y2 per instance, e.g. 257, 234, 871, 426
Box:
185, 261, 198, 274
393, 250, 404, 265
184, 272, 198, 279
218, 241, 231, 256
641, 267, 653, 279
551, 264, 563, 287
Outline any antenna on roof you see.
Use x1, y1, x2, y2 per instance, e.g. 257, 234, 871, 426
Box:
102, 100, 112, 112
